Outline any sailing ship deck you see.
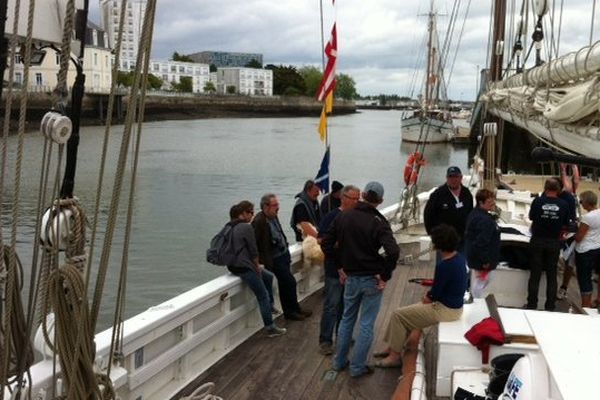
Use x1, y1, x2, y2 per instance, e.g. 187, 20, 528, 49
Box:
174, 242, 435, 400
172, 237, 582, 400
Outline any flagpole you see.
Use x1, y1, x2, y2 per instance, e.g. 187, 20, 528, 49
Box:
319, 0, 329, 151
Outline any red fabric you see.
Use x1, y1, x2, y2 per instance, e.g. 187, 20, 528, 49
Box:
464, 317, 505, 363
316, 24, 337, 101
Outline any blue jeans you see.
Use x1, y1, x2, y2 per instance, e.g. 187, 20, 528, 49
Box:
576, 249, 600, 295
235, 268, 275, 327
319, 276, 344, 344
333, 275, 383, 376
270, 252, 301, 316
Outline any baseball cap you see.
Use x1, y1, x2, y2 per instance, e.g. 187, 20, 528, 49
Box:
364, 181, 384, 201
446, 166, 462, 177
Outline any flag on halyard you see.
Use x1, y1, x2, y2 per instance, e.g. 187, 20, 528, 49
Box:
317, 92, 334, 142
316, 23, 337, 102
314, 147, 330, 193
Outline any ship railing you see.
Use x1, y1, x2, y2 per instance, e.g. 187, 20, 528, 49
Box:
24, 205, 397, 400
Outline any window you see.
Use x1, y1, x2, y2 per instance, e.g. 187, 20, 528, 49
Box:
14, 54, 23, 64
171, 65, 176, 72
55, 53, 60, 65
153, 63, 159, 71
105, 55, 109, 67
92, 30, 98, 46
179, 66, 185, 73
35, 73, 42, 85
94, 53, 98, 66
14, 72, 22, 84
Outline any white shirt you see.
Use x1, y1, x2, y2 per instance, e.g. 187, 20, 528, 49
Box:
576, 209, 600, 253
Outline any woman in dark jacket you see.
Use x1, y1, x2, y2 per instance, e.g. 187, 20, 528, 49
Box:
464, 189, 501, 295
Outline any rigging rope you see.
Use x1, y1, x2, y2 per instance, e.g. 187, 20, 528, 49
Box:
1, 0, 37, 397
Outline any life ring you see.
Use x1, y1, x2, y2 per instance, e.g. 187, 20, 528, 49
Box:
403, 152, 424, 186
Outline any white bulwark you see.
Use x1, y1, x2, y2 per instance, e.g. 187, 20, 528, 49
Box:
149, 60, 210, 93
217, 68, 273, 95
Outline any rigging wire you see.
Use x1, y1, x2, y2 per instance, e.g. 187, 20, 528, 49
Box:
591, 0, 597, 46
446, 0, 472, 88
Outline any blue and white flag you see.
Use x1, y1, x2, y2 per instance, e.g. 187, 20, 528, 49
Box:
314, 148, 330, 193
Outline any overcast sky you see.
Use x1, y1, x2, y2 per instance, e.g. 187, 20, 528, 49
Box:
90, 0, 598, 100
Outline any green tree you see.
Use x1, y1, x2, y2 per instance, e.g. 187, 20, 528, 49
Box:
265, 64, 306, 96
298, 66, 323, 97
244, 59, 262, 68
209, 63, 217, 72
172, 51, 194, 62
336, 73, 358, 100
147, 73, 163, 90
173, 76, 193, 92
116, 71, 133, 87
203, 81, 216, 93
226, 85, 237, 94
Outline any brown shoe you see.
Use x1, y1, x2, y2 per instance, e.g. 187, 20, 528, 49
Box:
319, 342, 334, 356
299, 308, 313, 318
285, 312, 305, 321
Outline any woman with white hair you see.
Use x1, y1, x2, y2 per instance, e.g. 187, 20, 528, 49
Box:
574, 190, 600, 307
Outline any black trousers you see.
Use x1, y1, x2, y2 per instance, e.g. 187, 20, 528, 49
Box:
270, 251, 301, 316
527, 237, 560, 311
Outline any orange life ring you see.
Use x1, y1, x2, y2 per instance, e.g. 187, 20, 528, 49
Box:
403, 152, 423, 186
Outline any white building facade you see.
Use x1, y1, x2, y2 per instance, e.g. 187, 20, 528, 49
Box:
100, 0, 146, 71
150, 60, 210, 93
216, 68, 273, 95
8, 22, 112, 93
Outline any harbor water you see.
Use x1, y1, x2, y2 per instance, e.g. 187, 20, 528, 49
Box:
2, 110, 467, 330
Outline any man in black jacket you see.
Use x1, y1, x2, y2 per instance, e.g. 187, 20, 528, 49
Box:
322, 181, 400, 378
424, 166, 473, 253
252, 193, 312, 321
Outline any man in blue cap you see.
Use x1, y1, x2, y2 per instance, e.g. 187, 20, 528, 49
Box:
424, 166, 473, 254
322, 181, 400, 378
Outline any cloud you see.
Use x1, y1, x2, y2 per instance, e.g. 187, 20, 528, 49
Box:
89, 0, 599, 100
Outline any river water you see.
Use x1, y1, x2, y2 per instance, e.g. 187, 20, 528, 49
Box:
3, 110, 467, 330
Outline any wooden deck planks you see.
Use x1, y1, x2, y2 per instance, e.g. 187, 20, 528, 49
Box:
174, 242, 435, 400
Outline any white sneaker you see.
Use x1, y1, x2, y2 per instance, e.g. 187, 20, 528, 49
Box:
557, 287, 568, 300
265, 325, 287, 337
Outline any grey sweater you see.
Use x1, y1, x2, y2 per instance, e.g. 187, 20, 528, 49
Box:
230, 222, 259, 271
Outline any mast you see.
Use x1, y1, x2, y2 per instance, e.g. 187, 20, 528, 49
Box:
489, 0, 506, 82
483, 0, 507, 189
424, 0, 435, 110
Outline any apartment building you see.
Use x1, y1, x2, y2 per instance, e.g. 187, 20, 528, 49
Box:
216, 68, 273, 96
150, 60, 210, 93
100, 0, 146, 71
188, 51, 263, 68
9, 22, 112, 93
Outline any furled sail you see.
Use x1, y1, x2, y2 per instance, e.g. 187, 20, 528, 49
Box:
482, 41, 600, 158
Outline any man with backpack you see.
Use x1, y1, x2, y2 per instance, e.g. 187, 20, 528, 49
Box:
253, 193, 312, 321
214, 201, 286, 337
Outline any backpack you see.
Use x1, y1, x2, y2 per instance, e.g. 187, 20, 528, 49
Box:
206, 221, 242, 266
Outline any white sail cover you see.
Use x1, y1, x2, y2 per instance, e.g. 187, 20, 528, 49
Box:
482, 40, 600, 157
5, 0, 85, 45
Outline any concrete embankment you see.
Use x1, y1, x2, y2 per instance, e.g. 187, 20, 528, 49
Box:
1, 92, 356, 128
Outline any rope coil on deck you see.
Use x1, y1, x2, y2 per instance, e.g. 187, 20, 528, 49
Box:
181, 382, 223, 400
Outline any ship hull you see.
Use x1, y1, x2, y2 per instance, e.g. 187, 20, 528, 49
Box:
401, 116, 454, 143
